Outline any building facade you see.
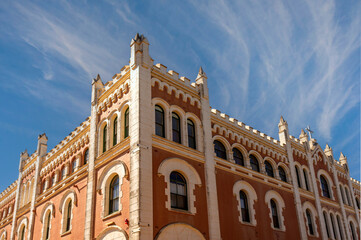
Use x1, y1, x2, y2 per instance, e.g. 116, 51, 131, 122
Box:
0, 34, 359, 240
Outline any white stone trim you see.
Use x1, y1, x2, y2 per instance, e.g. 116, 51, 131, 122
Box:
95, 226, 128, 240
0, 229, 7, 240
301, 166, 313, 192
233, 180, 257, 225
152, 98, 170, 140
265, 190, 286, 231
40, 203, 54, 240
158, 158, 202, 214
59, 190, 77, 234
302, 201, 319, 237
317, 169, 335, 199
277, 162, 291, 183
347, 215, 359, 240
212, 135, 232, 161
16, 216, 28, 238
97, 160, 127, 218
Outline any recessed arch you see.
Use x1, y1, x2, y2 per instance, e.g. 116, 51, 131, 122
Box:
155, 223, 205, 240
233, 180, 258, 225
96, 226, 128, 240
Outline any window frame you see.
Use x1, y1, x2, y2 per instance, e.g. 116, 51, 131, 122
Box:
214, 140, 227, 160
265, 161, 274, 177
278, 166, 287, 182
155, 105, 165, 138
170, 171, 188, 211
187, 119, 196, 149
113, 116, 118, 146
108, 175, 120, 215
124, 108, 129, 138
239, 190, 250, 223
172, 112, 181, 144
320, 175, 331, 198
249, 155, 260, 172
232, 148, 244, 166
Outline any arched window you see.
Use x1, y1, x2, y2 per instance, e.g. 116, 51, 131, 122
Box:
306, 209, 314, 235
72, 160, 77, 173
303, 169, 310, 191
19, 225, 25, 240
102, 124, 107, 153
330, 214, 337, 239
270, 199, 280, 229
42, 180, 46, 193
345, 187, 351, 206
214, 140, 227, 160
45, 212, 51, 240
84, 149, 89, 165
61, 167, 66, 180
265, 161, 274, 177
65, 200, 72, 232
187, 119, 196, 149
172, 113, 181, 144
233, 148, 244, 166
278, 166, 287, 182
336, 215, 343, 240
323, 211, 330, 238
239, 191, 250, 223
51, 174, 55, 187
113, 116, 118, 146
320, 176, 330, 198
109, 175, 119, 214
170, 171, 188, 210
155, 105, 165, 137
350, 221, 357, 240
250, 155, 260, 172
124, 108, 129, 138
340, 185, 346, 204
295, 166, 302, 188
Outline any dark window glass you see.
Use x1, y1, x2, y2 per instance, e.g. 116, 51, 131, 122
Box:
271, 199, 280, 229
306, 210, 314, 235
45, 212, 51, 239
103, 124, 107, 153
170, 171, 188, 210
187, 119, 196, 149
356, 198, 360, 209
214, 140, 227, 160
155, 105, 165, 137
265, 161, 274, 177
239, 191, 250, 223
345, 188, 351, 206
295, 166, 302, 188
124, 108, 129, 138
324, 212, 330, 238
337, 215, 344, 240
172, 113, 181, 143
303, 169, 310, 191
340, 185, 346, 204
113, 117, 118, 146
51, 175, 55, 187
20, 226, 25, 240
109, 175, 119, 214
66, 200, 72, 232
84, 149, 89, 165
350, 222, 356, 240
42, 180, 46, 193
330, 214, 337, 239
250, 155, 260, 172
278, 167, 287, 182
320, 176, 331, 198
61, 167, 66, 180
233, 148, 244, 166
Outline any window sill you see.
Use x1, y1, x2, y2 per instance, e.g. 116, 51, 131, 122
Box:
61, 230, 71, 237
169, 208, 194, 216
271, 226, 285, 232
240, 221, 256, 227
102, 210, 121, 220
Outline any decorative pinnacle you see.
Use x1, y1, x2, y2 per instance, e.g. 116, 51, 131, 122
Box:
197, 66, 207, 79
133, 33, 148, 43
279, 116, 286, 124
340, 152, 346, 160
325, 144, 330, 150
38, 133, 48, 140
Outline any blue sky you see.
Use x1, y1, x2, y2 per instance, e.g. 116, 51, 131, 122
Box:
0, 0, 360, 192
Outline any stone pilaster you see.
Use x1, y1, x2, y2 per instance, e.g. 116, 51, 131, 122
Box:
128, 33, 153, 240
279, 121, 307, 240
9, 150, 28, 240
27, 134, 48, 240
83, 74, 104, 240
196, 67, 222, 240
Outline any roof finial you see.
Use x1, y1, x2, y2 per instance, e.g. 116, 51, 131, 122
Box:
305, 125, 313, 139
